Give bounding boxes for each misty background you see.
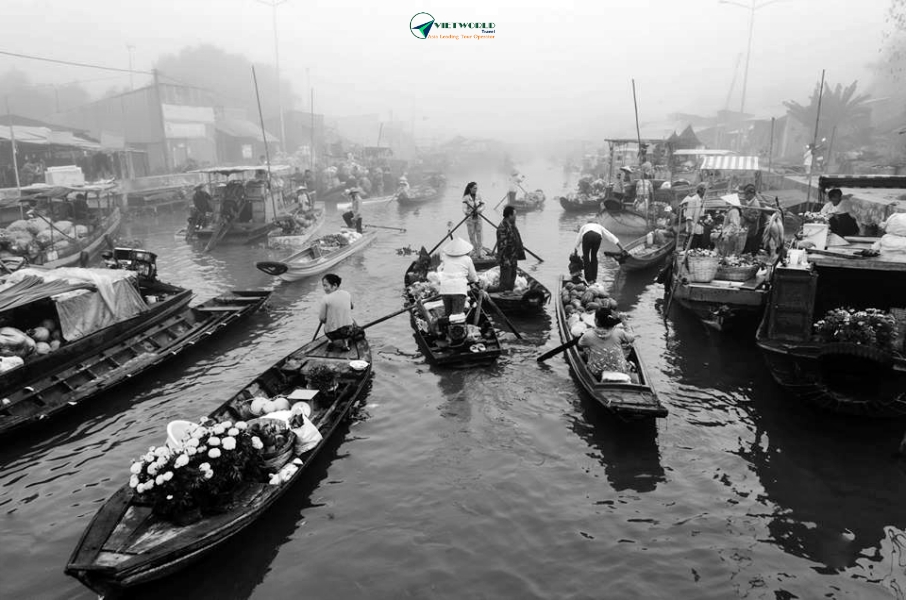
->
[0,0,903,150]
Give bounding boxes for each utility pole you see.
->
[258,0,288,154]
[127,44,136,91]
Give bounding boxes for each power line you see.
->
[0,49,153,75]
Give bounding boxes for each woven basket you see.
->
[260,439,295,471]
[685,254,719,283]
[715,264,758,282]
[891,307,906,353]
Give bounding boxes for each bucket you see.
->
[801,223,828,251]
[166,420,199,449]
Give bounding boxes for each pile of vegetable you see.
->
[719,253,763,267]
[318,230,361,249]
[477,267,529,294]
[560,281,618,338]
[0,318,64,368]
[0,219,90,259]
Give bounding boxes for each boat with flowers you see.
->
[65,334,372,595]
[756,175,906,417]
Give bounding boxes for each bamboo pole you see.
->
[6,97,23,219]
[767,117,775,174]
[805,69,825,209]
[252,66,278,222]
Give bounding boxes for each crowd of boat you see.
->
[1,158,904,595]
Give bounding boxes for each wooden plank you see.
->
[103,505,154,553]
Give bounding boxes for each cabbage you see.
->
[0,327,36,357]
[29,327,50,342]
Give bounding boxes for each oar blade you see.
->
[256,261,289,276]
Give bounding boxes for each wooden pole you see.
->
[805,69,825,209]
[310,87,314,171]
[824,125,837,174]
[632,79,643,167]
[5,96,23,218]
[252,66,278,221]
[767,117,775,174]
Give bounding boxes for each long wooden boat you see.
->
[193,221,275,246]
[757,250,906,417]
[618,231,677,272]
[0,290,270,440]
[555,276,666,418]
[404,252,550,313]
[396,188,441,206]
[266,208,325,250]
[65,335,372,596]
[559,192,602,213]
[256,230,377,282]
[600,206,650,235]
[407,291,502,367]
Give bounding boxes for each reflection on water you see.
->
[1,159,904,600]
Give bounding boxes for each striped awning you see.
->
[701,155,759,171]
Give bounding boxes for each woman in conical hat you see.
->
[438,237,478,316]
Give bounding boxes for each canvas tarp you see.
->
[2,267,148,341]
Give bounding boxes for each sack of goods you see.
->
[340,231,362,244]
[883,213,906,237]
[477,266,529,294]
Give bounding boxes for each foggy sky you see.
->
[1,0,892,144]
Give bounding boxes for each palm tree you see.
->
[784,80,873,147]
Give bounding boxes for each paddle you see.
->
[311,322,323,341]
[664,198,702,318]
[493,193,509,210]
[478,213,544,263]
[478,288,523,340]
[365,224,406,233]
[426,214,470,256]
[536,336,580,362]
[359,304,415,330]
[385,193,400,204]
[256,261,289,276]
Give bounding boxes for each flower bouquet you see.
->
[802,212,829,224]
[304,363,339,395]
[128,419,264,522]
[814,307,898,351]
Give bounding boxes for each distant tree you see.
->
[0,69,92,119]
[154,45,296,121]
[783,80,873,149]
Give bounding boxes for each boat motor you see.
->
[111,247,158,282]
[446,313,469,346]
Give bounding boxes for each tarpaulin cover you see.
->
[700,155,760,171]
[2,268,148,341]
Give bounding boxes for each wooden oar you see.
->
[311,322,323,341]
[493,193,509,210]
[359,305,414,330]
[256,261,289,276]
[426,214,470,256]
[536,336,580,362]
[478,213,544,263]
[365,224,406,233]
[480,289,523,340]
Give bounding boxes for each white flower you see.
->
[147,463,159,476]
[174,454,190,468]
[163,471,174,482]
[222,437,237,451]
[204,470,214,479]
[148,446,155,452]
[221,421,233,429]
[208,436,221,447]
[191,427,206,439]
[155,474,165,485]
[235,421,248,430]
[142,452,155,463]
[154,446,169,458]
[228,428,239,437]
[212,424,225,435]
[166,494,173,500]
[199,462,211,471]
[145,479,155,490]
[130,462,142,475]
[129,475,139,488]
[187,447,197,456]
[186,438,200,448]
[208,448,221,459]
[251,436,263,450]
[136,483,145,493]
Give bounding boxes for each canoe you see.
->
[554,276,667,418]
[559,193,603,213]
[0,290,271,441]
[255,230,377,282]
[600,207,650,235]
[618,231,677,272]
[65,335,372,596]
[266,208,325,249]
[507,190,546,212]
[396,188,441,206]
[404,252,550,313]
[192,221,275,246]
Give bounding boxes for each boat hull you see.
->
[559,195,601,213]
[277,231,377,282]
[193,222,274,245]
[600,209,649,235]
[266,211,325,250]
[554,276,666,418]
[38,207,123,269]
[65,336,373,594]
[619,234,677,272]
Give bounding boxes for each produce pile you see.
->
[318,230,362,249]
[407,270,441,301]
[0,219,90,259]
[0,318,64,370]
[561,281,618,338]
[719,253,763,267]
[814,307,899,351]
[477,266,529,295]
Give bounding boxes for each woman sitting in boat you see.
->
[578,307,635,380]
[318,273,358,352]
[820,188,859,237]
[437,237,479,317]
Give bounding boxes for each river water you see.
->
[1,160,904,600]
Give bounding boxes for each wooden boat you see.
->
[507,190,546,212]
[396,187,441,206]
[404,252,550,313]
[256,230,377,282]
[600,206,650,235]
[618,230,677,272]
[559,192,603,213]
[65,335,372,596]
[0,289,270,440]
[554,276,667,418]
[266,208,325,250]
[756,176,906,417]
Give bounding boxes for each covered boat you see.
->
[0,182,122,271]
[65,335,372,595]
[554,276,666,418]
[559,192,603,213]
[618,229,677,272]
[756,175,906,417]
[256,229,377,282]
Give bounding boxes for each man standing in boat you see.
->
[573,219,624,283]
[508,170,525,204]
[680,183,708,250]
[496,205,525,294]
[739,183,765,254]
[462,182,485,259]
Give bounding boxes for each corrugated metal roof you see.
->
[701,155,759,171]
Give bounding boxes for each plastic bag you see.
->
[0,327,36,358]
[883,213,906,237]
[292,415,323,454]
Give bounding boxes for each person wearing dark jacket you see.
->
[496,205,525,293]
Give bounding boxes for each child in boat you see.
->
[578,307,635,379]
[319,273,356,351]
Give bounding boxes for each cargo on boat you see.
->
[256,229,376,282]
